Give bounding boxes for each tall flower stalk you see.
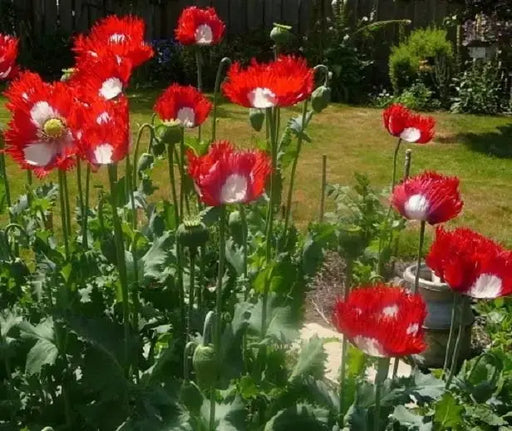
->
[211,57,231,142]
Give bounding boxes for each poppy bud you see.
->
[177,217,209,250]
[249,108,265,132]
[311,85,331,113]
[270,23,293,46]
[157,120,183,146]
[192,344,217,388]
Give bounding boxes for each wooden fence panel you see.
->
[24,0,461,42]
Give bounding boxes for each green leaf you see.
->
[434,393,463,429]
[391,405,432,430]
[464,405,507,427]
[225,238,244,275]
[138,231,175,285]
[264,404,329,431]
[408,372,445,401]
[25,339,58,375]
[289,336,326,382]
[200,396,246,431]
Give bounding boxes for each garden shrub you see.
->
[389,27,454,93]
[451,61,506,115]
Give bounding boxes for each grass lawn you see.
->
[1,88,512,252]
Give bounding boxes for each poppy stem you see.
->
[83,165,91,249]
[0,134,12,216]
[391,138,402,191]
[107,163,131,375]
[446,295,467,389]
[214,205,226,355]
[58,170,70,260]
[262,108,277,337]
[167,143,180,228]
[413,221,426,294]
[374,357,390,431]
[240,204,249,299]
[26,170,32,206]
[187,251,196,347]
[76,159,85,246]
[443,294,459,379]
[284,100,309,240]
[195,49,203,142]
[211,57,231,142]
[339,258,353,415]
[62,171,72,235]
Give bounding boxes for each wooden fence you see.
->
[9,0,461,40]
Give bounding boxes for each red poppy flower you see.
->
[73,15,154,68]
[222,55,314,109]
[332,285,427,357]
[69,55,132,101]
[427,227,512,299]
[391,171,463,224]
[4,72,78,177]
[383,103,435,143]
[154,84,212,128]
[0,34,19,80]
[175,7,226,46]
[187,141,271,206]
[70,95,130,166]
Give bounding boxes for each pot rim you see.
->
[403,263,449,292]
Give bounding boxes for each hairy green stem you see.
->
[108,164,131,374]
[62,171,71,235]
[374,358,390,431]
[211,57,231,142]
[413,221,426,294]
[0,134,12,215]
[284,100,309,238]
[214,206,226,354]
[195,49,203,141]
[26,170,33,206]
[391,138,402,191]
[261,108,278,337]
[166,144,180,228]
[240,204,249,299]
[83,165,91,248]
[132,123,153,191]
[446,295,467,389]
[339,258,353,415]
[76,159,85,246]
[443,295,459,379]
[187,252,196,343]
[58,170,70,260]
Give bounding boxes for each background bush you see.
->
[389,27,454,94]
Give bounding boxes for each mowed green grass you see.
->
[1,88,512,251]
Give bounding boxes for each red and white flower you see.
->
[175,7,226,46]
[154,84,212,128]
[73,15,154,68]
[70,55,132,101]
[391,171,463,225]
[187,141,271,206]
[70,96,130,166]
[383,103,435,143]
[427,227,512,299]
[222,55,314,109]
[4,72,78,177]
[0,33,19,80]
[332,285,427,357]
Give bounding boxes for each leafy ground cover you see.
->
[2,90,511,249]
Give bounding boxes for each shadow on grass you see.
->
[448,123,512,158]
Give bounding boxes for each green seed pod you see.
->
[338,225,366,260]
[177,217,209,250]
[157,120,183,145]
[311,85,331,113]
[249,108,265,132]
[192,344,217,389]
[270,23,293,46]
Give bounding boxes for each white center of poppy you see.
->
[353,336,386,358]
[99,77,123,100]
[195,24,213,45]
[177,107,196,128]
[404,194,430,221]
[0,66,12,79]
[406,323,420,335]
[400,127,421,143]
[220,174,248,204]
[30,101,59,127]
[248,87,277,109]
[467,274,502,299]
[382,305,399,317]
[23,142,57,167]
[96,111,111,124]
[93,143,114,165]
[110,33,127,43]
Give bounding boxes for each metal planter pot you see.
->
[403,264,474,369]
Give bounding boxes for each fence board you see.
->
[24,0,462,43]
